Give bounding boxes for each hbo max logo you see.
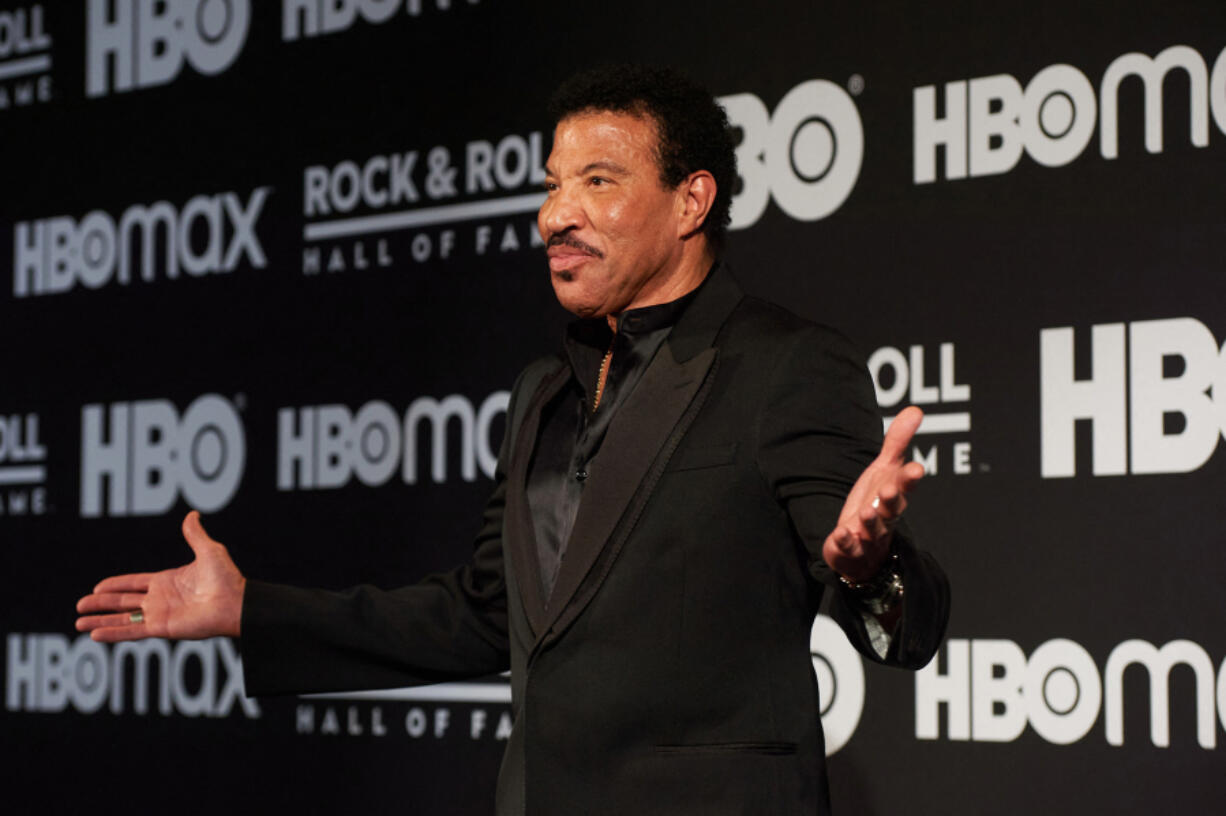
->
[80,394,245,517]
[914,42,1226,183]
[277,393,509,491]
[918,636,1225,748]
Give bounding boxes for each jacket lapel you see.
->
[504,360,571,637]
[537,262,744,641]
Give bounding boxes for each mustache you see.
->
[546,232,604,258]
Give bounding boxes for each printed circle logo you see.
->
[1024,638,1102,745]
[178,394,245,511]
[810,614,865,755]
[1019,64,1097,168]
[189,0,250,74]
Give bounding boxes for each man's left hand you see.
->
[822,406,925,582]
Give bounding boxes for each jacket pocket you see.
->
[666,442,738,472]
[654,741,797,756]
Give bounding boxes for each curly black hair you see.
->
[547,65,737,252]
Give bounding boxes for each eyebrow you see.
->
[544,160,632,178]
[580,160,630,176]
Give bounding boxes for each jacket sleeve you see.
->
[239,473,510,696]
[754,324,950,670]
[237,364,545,697]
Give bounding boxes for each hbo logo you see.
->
[80,394,246,517]
[87,0,251,97]
[720,78,864,228]
[1041,317,1226,477]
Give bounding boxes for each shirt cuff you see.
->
[861,610,892,659]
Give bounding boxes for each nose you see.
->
[538,184,584,241]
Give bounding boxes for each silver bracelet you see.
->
[838,553,904,615]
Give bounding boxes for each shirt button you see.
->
[575,469,588,482]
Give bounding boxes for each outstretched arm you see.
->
[75,511,246,642]
[756,325,949,667]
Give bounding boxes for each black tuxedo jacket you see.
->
[241,263,950,815]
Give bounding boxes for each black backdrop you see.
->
[3,1,1225,812]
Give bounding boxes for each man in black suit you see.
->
[78,66,949,815]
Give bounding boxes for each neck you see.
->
[606,244,715,332]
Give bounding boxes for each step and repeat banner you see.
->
[2,1,1224,813]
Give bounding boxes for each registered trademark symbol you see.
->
[979,462,991,473]
[848,74,865,95]
[234,393,247,411]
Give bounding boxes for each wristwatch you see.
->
[838,553,904,615]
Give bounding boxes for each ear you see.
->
[676,170,717,240]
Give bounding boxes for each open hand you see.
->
[822,406,925,582]
[75,511,246,642]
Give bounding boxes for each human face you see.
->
[538,111,686,319]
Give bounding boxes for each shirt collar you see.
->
[566,268,712,347]
[562,271,710,382]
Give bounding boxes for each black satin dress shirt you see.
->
[526,288,700,602]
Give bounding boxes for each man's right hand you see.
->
[75,511,246,642]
